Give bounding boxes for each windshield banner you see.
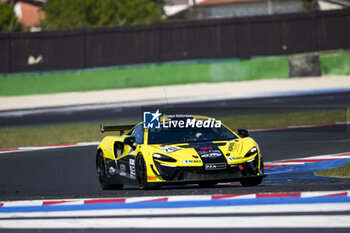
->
[143,109,222,129]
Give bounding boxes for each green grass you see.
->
[320,51,350,75]
[0,56,289,96]
[0,124,120,149]
[1,50,348,97]
[314,162,350,179]
[0,109,347,149]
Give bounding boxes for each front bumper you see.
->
[150,156,265,184]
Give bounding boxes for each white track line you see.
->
[1,215,350,228]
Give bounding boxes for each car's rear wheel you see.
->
[96,151,123,190]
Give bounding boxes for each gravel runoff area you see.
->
[0,75,349,111]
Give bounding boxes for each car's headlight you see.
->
[153,153,177,162]
[244,147,257,158]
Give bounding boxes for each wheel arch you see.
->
[96,148,103,165]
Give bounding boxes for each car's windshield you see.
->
[148,122,237,144]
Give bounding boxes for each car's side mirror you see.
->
[124,136,136,150]
[238,129,249,138]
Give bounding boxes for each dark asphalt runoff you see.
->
[1,91,350,127]
[0,124,349,201]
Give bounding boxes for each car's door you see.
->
[116,124,144,179]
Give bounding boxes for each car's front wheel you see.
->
[96,151,123,190]
[136,154,159,190]
[136,154,149,189]
[240,157,264,187]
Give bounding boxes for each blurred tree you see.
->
[0,2,23,32]
[42,0,165,30]
[301,0,319,12]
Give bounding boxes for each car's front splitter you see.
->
[148,174,267,186]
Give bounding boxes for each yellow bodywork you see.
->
[97,116,263,184]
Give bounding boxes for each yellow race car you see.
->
[96,115,265,190]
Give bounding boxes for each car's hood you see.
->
[146,137,259,167]
[148,139,244,160]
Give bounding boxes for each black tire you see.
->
[136,154,148,189]
[96,151,123,190]
[259,158,265,175]
[136,154,159,190]
[240,157,264,187]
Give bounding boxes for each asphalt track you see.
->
[0,124,349,201]
[0,92,350,201]
[1,91,350,127]
[1,92,350,232]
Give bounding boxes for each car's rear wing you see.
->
[100,124,136,135]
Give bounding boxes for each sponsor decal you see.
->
[182,159,201,164]
[197,149,223,158]
[228,143,235,151]
[201,153,222,158]
[143,109,161,129]
[159,146,181,153]
[109,167,116,175]
[228,157,235,161]
[197,149,219,155]
[205,162,226,170]
[129,159,135,177]
[143,110,222,129]
[120,164,126,175]
[163,117,221,128]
